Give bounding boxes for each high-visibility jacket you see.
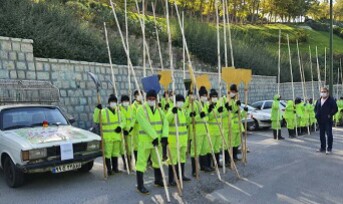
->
[208,100,224,136]
[271,95,282,121]
[136,103,169,148]
[283,100,296,129]
[161,97,174,112]
[166,107,188,147]
[101,107,126,141]
[295,102,305,127]
[120,105,135,131]
[93,107,100,124]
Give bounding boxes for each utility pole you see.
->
[329,0,333,95]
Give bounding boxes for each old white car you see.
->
[0,104,102,188]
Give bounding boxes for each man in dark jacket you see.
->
[314,87,338,154]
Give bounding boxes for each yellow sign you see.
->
[196,74,211,90]
[158,70,172,90]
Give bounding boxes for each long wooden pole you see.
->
[309,46,316,131]
[316,46,322,92]
[104,23,130,174]
[109,2,170,201]
[222,0,228,68]
[276,30,281,140]
[225,0,234,67]
[215,0,226,173]
[173,1,223,181]
[134,0,154,74]
[151,2,164,70]
[287,35,298,136]
[325,47,327,86]
[165,0,183,189]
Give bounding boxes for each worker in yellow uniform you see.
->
[135,90,169,195]
[131,90,143,160]
[226,84,248,161]
[189,86,213,173]
[207,89,224,168]
[166,94,191,186]
[120,95,135,171]
[93,94,126,175]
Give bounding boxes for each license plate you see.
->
[51,163,81,173]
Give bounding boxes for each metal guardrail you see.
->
[0,79,59,104]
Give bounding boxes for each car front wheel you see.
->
[3,156,25,188]
[78,161,94,173]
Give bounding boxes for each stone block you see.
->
[27,62,35,70]
[26,71,36,80]
[62,81,70,89]
[3,60,15,70]
[12,42,21,51]
[84,90,93,97]
[60,90,67,97]
[0,50,8,60]
[17,53,25,61]
[16,61,27,70]
[0,70,9,78]
[26,53,34,61]
[44,63,51,71]
[21,43,33,52]
[37,72,50,80]
[9,71,17,78]
[79,98,87,105]
[17,70,25,79]
[1,41,12,51]
[75,106,85,112]
[35,62,43,71]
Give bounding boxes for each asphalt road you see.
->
[1,128,343,204]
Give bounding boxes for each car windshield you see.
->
[1,107,68,131]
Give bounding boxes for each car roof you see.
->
[0,104,57,111]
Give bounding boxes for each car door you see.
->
[261,101,273,114]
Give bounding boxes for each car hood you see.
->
[2,126,101,149]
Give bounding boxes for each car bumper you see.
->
[16,151,102,173]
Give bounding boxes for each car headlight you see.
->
[87,141,101,151]
[22,148,47,161]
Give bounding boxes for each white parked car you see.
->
[241,104,272,130]
[250,100,287,127]
[0,104,102,188]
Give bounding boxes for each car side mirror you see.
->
[68,117,76,124]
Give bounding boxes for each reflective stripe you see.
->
[150,121,162,125]
[102,130,114,133]
[139,130,163,135]
[169,123,187,127]
[103,122,120,125]
[195,121,207,125]
[169,131,188,135]
[208,122,220,125]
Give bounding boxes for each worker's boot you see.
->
[154,168,164,187]
[136,171,149,194]
[105,158,113,176]
[181,163,191,181]
[112,157,119,173]
[168,165,176,187]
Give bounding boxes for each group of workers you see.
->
[271,93,343,140]
[93,84,248,194]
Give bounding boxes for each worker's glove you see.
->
[189,111,196,117]
[115,126,122,133]
[96,104,102,110]
[294,111,296,114]
[158,103,162,108]
[236,100,241,106]
[152,138,159,147]
[165,103,170,111]
[244,107,248,112]
[225,102,232,111]
[208,104,215,113]
[217,106,224,113]
[172,107,178,114]
[123,130,129,136]
[200,112,206,118]
[161,137,168,147]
